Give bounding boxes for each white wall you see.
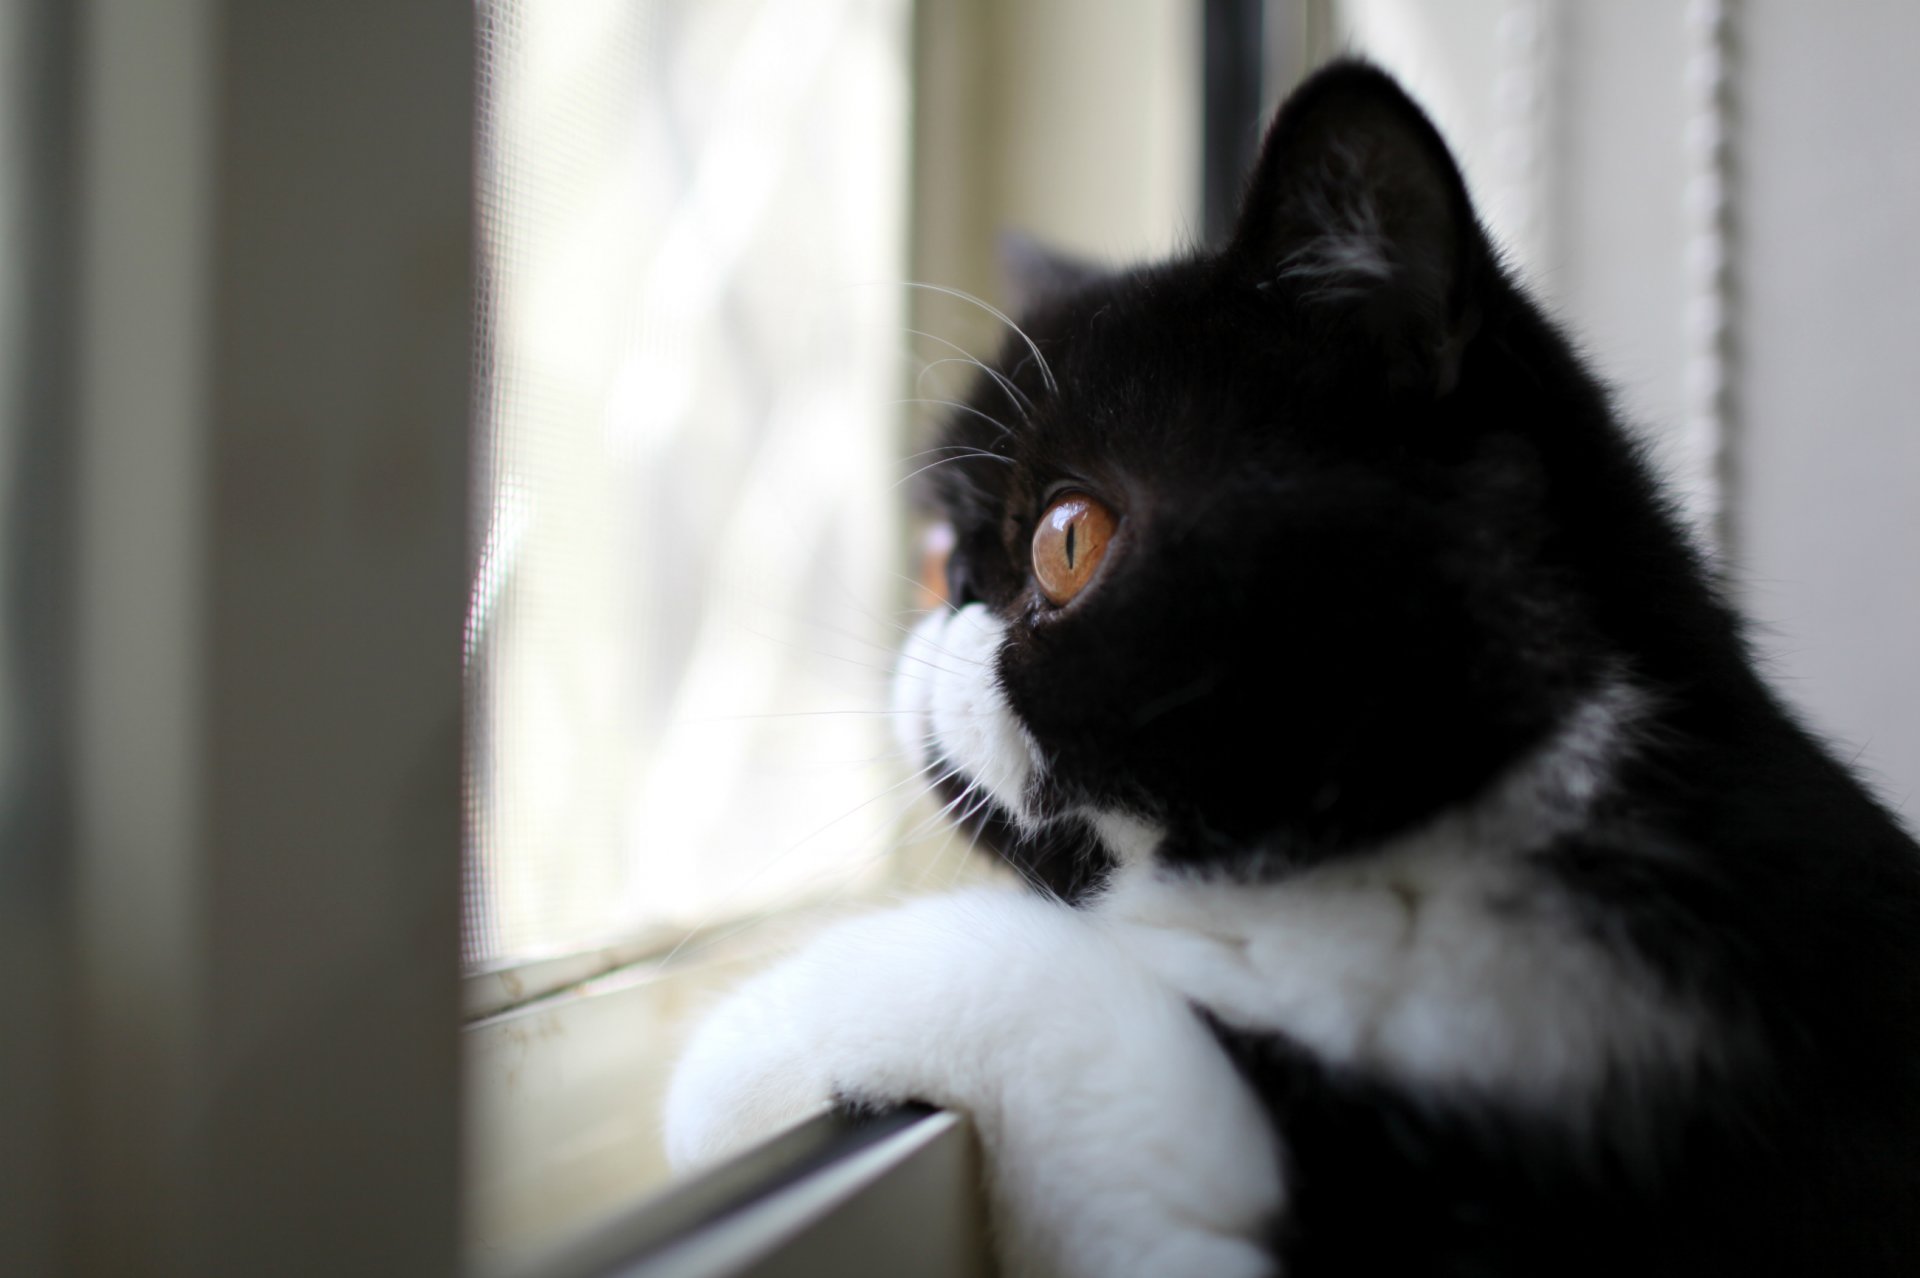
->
[1733,1,1920,822]
[1333,0,1920,827]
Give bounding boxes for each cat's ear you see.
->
[1231,61,1484,395]
[998,230,1104,315]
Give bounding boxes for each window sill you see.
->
[492,1106,992,1278]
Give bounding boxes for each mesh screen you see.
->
[466,0,911,968]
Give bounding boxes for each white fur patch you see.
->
[1087,808,1165,866]
[664,888,1282,1278]
[893,605,1041,822]
[1094,679,1705,1107]
[1277,159,1394,290]
[1098,850,1701,1110]
[1279,229,1392,286]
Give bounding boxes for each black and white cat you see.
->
[665,63,1920,1276]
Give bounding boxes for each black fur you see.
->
[918,62,1920,1273]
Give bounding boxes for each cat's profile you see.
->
[665,62,1920,1277]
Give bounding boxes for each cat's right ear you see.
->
[998,230,1104,316]
[1230,61,1485,396]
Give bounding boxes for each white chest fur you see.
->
[1096,843,1707,1109]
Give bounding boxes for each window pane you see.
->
[467,0,911,968]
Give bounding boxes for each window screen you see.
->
[466,0,912,968]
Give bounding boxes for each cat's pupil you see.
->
[1065,522,1077,569]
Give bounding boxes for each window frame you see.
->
[27,0,472,1270]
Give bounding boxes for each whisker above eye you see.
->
[892,452,1015,492]
[903,280,1058,398]
[915,356,1033,423]
[905,328,1034,420]
[893,397,1017,441]
[896,444,1013,465]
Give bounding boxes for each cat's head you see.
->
[895,62,1709,895]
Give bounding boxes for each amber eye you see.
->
[1031,493,1117,605]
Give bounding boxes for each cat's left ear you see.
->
[1231,61,1485,396]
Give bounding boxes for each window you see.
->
[462,1,927,1264]
[465,0,912,971]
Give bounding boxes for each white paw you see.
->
[661,955,840,1170]
[661,888,1283,1278]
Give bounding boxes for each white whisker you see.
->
[906,328,1034,419]
[892,451,1015,492]
[905,280,1059,398]
[893,397,1017,441]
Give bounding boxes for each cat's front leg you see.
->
[663,887,1283,1278]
